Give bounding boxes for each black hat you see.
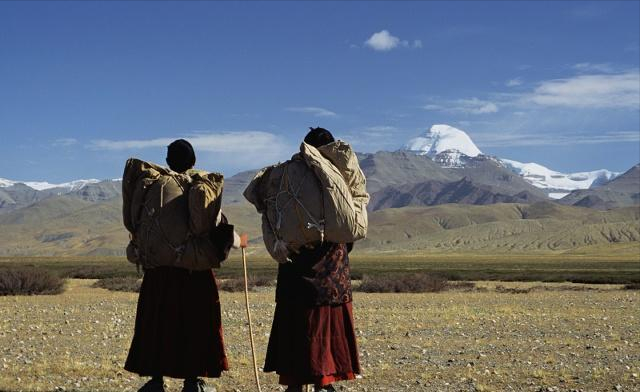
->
[166,139,196,173]
[304,127,335,148]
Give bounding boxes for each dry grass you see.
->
[217,276,274,292]
[0,267,65,296]
[92,277,141,293]
[0,280,638,391]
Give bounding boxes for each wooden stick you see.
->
[242,246,263,392]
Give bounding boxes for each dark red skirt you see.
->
[124,267,228,379]
[263,301,360,386]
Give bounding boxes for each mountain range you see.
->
[0,124,637,256]
[404,124,620,197]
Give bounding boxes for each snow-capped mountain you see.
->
[0,178,101,191]
[403,124,619,197]
[0,178,14,187]
[405,124,482,160]
[432,149,475,168]
[0,178,122,214]
[499,160,619,198]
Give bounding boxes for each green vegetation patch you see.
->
[357,273,449,293]
[2,249,639,285]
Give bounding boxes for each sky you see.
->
[0,1,639,182]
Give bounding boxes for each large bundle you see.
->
[244,141,369,262]
[122,158,226,270]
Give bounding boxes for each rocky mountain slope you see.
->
[559,164,640,210]
[369,177,545,211]
[0,190,637,256]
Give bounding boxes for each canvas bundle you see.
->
[122,158,225,270]
[244,141,369,262]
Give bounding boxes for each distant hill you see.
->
[68,180,122,202]
[223,170,259,204]
[597,163,640,194]
[369,177,545,211]
[0,180,121,214]
[0,190,637,256]
[357,150,458,193]
[560,164,640,209]
[359,202,640,253]
[0,183,51,213]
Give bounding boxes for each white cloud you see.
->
[364,30,422,51]
[53,138,78,147]
[365,30,400,51]
[423,97,499,115]
[87,131,296,173]
[285,106,337,117]
[452,98,498,114]
[526,71,640,109]
[573,62,615,73]
[89,131,284,154]
[506,78,523,87]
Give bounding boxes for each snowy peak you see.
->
[433,149,473,168]
[405,124,482,158]
[499,159,619,197]
[0,178,101,191]
[403,124,620,197]
[0,178,15,187]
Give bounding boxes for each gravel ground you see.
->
[0,280,639,392]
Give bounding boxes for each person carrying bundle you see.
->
[244,127,369,392]
[123,139,242,392]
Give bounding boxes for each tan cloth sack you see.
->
[122,158,225,270]
[244,141,369,262]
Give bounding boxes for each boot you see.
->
[314,385,336,392]
[182,378,216,392]
[137,377,165,392]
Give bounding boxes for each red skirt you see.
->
[124,267,228,379]
[263,301,360,386]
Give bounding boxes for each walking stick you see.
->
[241,234,263,392]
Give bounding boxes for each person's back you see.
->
[125,139,239,392]
[261,128,362,392]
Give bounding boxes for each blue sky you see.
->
[1,1,638,182]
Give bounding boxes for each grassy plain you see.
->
[0,280,639,392]
[1,242,639,284]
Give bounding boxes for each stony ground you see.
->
[0,280,639,392]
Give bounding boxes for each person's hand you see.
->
[240,233,249,248]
